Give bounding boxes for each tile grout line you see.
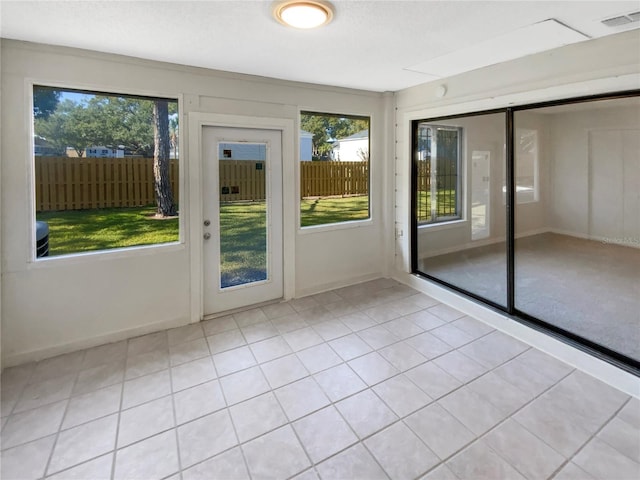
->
[39,349,87,479]
[220,317,257,480]
[108,344,129,480]
[167,324,207,479]
[548,394,637,479]
[398,345,580,478]
[450,362,580,478]
[0,303,527,455]
[2,283,634,480]
[12,309,496,475]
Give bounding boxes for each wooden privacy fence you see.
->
[35,156,179,212]
[219,160,266,202]
[221,160,369,201]
[300,161,368,198]
[35,157,370,211]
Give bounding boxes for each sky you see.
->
[60,91,93,104]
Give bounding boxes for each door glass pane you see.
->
[218,142,267,288]
[414,112,507,307]
[514,97,640,361]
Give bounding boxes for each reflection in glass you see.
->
[416,125,461,224]
[415,113,507,307]
[514,98,640,361]
[218,143,268,288]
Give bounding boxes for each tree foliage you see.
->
[33,87,61,120]
[33,91,177,158]
[34,88,178,216]
[300,113,369,159]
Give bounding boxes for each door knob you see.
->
[203,232,211,240]
[203,219,211,226]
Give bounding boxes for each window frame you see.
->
[415,123,463,226]
[28,81,185,264]
[297,110,373,231]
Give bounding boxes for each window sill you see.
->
[417,219,466,233]
[298,218,373,235]
[29,241,185,268]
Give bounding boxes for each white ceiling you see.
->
[1,0,639,92]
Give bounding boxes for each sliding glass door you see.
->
[412,92,640,371]
[514,97,640,363]
[413,112,507,308]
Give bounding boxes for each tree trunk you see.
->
[153,100,177,217]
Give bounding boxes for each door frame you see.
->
[187,112,296,323]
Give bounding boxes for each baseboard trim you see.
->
[419,227,550,259]
[393,271,640,398]
[294,272,383,299]
[2,315,191,369]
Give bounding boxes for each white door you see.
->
[471,151,491,240]
[202,127,283,314]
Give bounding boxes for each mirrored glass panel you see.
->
[415,112,508,307]
[514,97,640,361]
[218,142,268,288]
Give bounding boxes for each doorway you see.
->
[202,127,283,315]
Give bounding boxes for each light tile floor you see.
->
[1,279,639,480]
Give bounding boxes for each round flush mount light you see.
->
[273,1,334,29]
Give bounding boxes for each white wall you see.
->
[394,30,640,274]
[547,104,640,243]
[391,31,640,394]
[335,137,368,162]
[0,40,389,366]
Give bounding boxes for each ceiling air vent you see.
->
[601,12,639,27]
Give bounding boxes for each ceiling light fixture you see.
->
[273,1,334,29]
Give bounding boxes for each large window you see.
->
[299,112,370,227]
[32,86,179,258]
[415,124,462,224]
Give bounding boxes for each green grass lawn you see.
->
[37,196,370,261]
[219,201,267,287]
[219,196,369,285]
[37,206,179,256]
[300,195,369,227]
[415,190,458,221]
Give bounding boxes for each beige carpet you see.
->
[419,233,640,361]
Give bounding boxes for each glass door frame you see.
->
[410,89,640,375]
[202,126,283,315]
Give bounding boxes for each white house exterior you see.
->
[220,131,313,160]
[300,130,313,161]
[218,143,266,160]
[85,146,125,158]
[332,129,369,162]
